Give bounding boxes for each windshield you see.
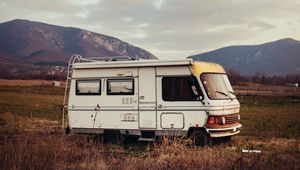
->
[200,73,236,100]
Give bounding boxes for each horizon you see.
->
[1,0,300,59]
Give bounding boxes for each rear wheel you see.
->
[189,129,211,146]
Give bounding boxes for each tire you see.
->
[189,129,211,146]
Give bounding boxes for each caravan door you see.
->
[138,67,157,129]
[156,75,204,130]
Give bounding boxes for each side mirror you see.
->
[189,76,204,101]
[191,85,204,101]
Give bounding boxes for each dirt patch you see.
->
[0,79,65,86]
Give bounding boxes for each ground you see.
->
[0,81,299,169]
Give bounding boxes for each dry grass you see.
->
[0,126,299,170]
[0,111,299,170]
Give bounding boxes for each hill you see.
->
[188,38,300,75]
[0,19,156,66]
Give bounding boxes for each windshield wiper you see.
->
[228,91,235,95]
[215,91,233,100]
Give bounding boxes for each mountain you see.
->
[0,19,156,65]
[188,38,300,75]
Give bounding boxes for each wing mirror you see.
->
[189,76,204,101]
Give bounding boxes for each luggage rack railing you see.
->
[83,56,136,62]
[61,54,135,130]
[69,55,135,63]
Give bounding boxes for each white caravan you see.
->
[62,55,242,145]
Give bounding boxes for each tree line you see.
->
[226,68,300,86]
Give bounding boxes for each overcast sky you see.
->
[1,0,300,59]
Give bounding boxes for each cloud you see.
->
[123,17,133,22]
[69,0,101,6]
[153,0,165,10]
[0,0,300,59]
[248,21,276,31]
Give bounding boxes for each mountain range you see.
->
[188,38,300,75]
[0,19,299,76]
[0,19,156,66]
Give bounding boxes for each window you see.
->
[162,76,203,101]
[76,80,101,95]
[107,79,134,95]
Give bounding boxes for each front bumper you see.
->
[205,123,242,137]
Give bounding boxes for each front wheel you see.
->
[189,129,211,146]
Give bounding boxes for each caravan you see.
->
[62,55,241,145]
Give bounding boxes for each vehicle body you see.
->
[63,55,242,145]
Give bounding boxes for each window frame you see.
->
[161,75,203,102]
[76,79,101,96]
[106,78,135,95]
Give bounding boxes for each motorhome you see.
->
[62,55,242,145]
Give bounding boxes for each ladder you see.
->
[61,54,135,130]
[62,54,82,130]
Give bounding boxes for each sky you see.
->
[0,0,300,59]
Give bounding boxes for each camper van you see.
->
[62,55,241,145]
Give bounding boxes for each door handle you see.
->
[157,104,162,108]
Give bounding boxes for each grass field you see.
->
[0,85,299,169]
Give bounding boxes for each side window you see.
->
[107,79,134,95]
[76,80,101,95]
[162,76,202,101]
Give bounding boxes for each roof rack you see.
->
[67,54,136,64]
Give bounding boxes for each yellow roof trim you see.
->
[190,61,225,76]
